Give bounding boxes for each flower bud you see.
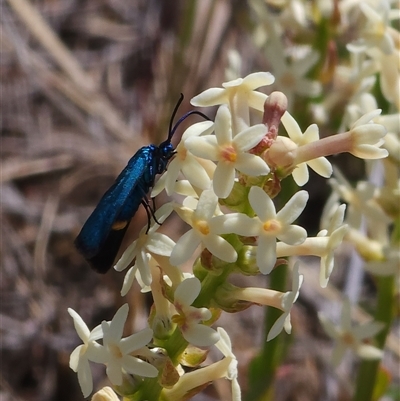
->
[263,91,288,140]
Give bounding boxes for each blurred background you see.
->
[1,1,398,400]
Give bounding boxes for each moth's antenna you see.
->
[167,94,211,142]
[168,94,185,141]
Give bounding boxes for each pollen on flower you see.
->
[194,219,210,235]
[220,145,237,163]
[262,219,281,233]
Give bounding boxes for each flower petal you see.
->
[307,157,332,178]
[121,355,159,377]
[242,71,275,89]
[191,88,227,107]
[68,308,90,341]
[69,345,83,372]
[174,277,201,305]
[355,344,383,360]
[77,357,93,397]
[233,124,267,151]
[106,304,129,343]
[249,186,276,221]
[203,234,238,263]
[267,313,287,341]
[257,235,277,274]
[235,153,270,176]
[214,105,233,145]
[291,162,309,186]
[170,230,201,266]
[277,225,307,245]
[276,190,308,224]
[106,361,123,386]
[185,136,219,160]
[121,265,138,296]
[213,163,236,199]
[210,213,258,236]
[194,189,219,220]
[146,233,175,256]
[182,323,220,347]
[247,91,268,111]
[119,328,154,354]
[181,157,212,190]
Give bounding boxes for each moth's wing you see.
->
[84,221,131,274]
[74,149,151,263]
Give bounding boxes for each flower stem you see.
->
[353,217,399,400]
[245,265,289,401]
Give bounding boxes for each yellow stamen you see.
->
[220,145,237,163]
[195,220,210,235]
[263,219,281,233]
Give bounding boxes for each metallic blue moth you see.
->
[74,95,209,273]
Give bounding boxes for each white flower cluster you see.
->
[68,66,392,399]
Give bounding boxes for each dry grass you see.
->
[1,1,398,401]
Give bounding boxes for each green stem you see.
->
[353,218,399,401]
[353,276,395,401]
[245,265,289,401]
[155,327,188,366]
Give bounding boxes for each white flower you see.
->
[267,263,304,341]
[96,304,158,386]
[329,168,391,232]
[358,2,395,55]
[68,308,104,397]
[185,105,270,198]
[281,111,332,185]
[114,204,175,292]
[170,189,238,265]
[221,187,308,274]
[276,204,348,287]
[172,277,220,347]
[119,253,152,296]
[364,246,400,276]
[318,299,384,366]
[215,328,241,401]
[152,121,215,197]
[348,109,388,160]
[191,72,274,112]
[191,72,274,135]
